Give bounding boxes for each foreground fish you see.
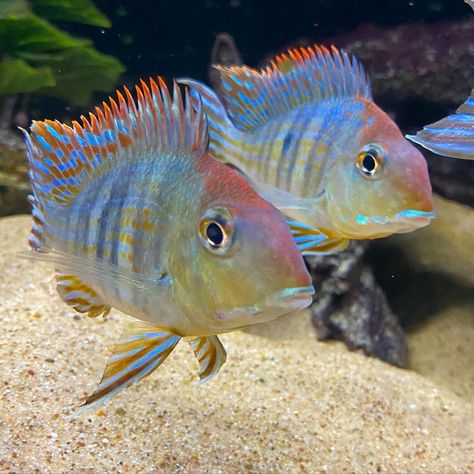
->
[181,45,435,255]
[21,78,313,410]
[407,89,474,160]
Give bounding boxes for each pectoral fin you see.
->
[79,322,181,412]
[188,335,227,383]
[287,219,349,255]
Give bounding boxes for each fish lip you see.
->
[215,285,315,322]
[394,209,436,221]
[355,209,436,226]
[261,285,315,311]
[393,209,436,231]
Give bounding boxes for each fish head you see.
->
[326,101,434,239]
[170,159,314,331]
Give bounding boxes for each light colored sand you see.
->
[0,215,473,473]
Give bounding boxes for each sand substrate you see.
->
[0,216,472,473]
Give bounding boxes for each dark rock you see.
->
[307,243,407,368]
[328,19,474,110]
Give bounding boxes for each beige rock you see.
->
[407,304,474,402]
[383,194,474,288]
[0,215,473,472]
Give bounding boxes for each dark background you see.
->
[77,0,470,82]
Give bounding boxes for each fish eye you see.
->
[199,207,234,255]
[356,145,383,178]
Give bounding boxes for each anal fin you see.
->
[189,335,227,383]
[56,273,111,318]
[80,322,181,412]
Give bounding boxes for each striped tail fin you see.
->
[178,78,245,168]
[407,90,474,160]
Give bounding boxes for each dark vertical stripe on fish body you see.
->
[109,169,134,265]
[260,120,282,184]
[298,108,335,198]
[274,121,294,189]
[96,187,114,260]
[78,182,104,257]
[283,112,313,193]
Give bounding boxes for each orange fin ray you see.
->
[211,45,372,132]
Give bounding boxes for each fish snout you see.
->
[399,146,434,213]
[262,212,313,289]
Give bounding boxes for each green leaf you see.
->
[31,0,111,28]
[0,58,55,95]
[0,0,31,18]
[38,46,124,105]
[0,13,88,56]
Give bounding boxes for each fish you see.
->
[407,89,474,160]
[466,0,474,13]
[20,77,314,411]
[180,45,435,255]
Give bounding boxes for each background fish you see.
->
[21,78,313,411]
[407,89,474,160]
[181,45,435,255]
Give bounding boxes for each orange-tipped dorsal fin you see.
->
[23,78,208,207]
[212,45,372,132]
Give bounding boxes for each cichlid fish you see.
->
[407,89,474,160]
[180,45,435,255]
[21,78,314,411]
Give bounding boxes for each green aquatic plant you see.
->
[0,0,124,126]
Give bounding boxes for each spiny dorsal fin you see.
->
[23,78,208,207]
[214,45,372,132]
[407,89,474,160]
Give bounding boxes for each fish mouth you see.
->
[261,285,315,312]
[393,209,436,231]
[345,209,436,237]
[216,285,315,324]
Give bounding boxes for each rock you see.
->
[328,19,474,110]
[307,244,407,368]
[1,215,473,472]
[407,305,474,402]
[372,194,474,289]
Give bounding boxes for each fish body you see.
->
[181,45,435,254]
[23,78,313,409]
[407,89,474,160]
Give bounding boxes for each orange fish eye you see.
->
[356,146,383,177]
[199,207,234,255]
